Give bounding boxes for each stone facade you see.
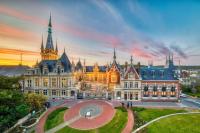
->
[22,15,180,102]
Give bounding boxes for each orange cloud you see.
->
[0,48,40,55]
[0,48,40,66]
[0,58,35,66]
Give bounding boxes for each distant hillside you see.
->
[0,65,30,77]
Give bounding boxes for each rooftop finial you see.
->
[113,48,116,61]
[48,12,52,27]
[55,39,58,52]
[64,47,65,53]
[41,35,44,50]
[130,55,133,65]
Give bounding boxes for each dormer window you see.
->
[128,73,134,78]
[44,69,48,74]
[57,66,61,74]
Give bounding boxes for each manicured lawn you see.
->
[185,92,200,98]
[144,113,200,133]
[133,107,187,129]
[56,107,128,133]
[44,107,68,131]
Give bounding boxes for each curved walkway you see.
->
[122,109,134,133]
[133,112,200,133]
[35,100,78,133]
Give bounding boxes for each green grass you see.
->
[44,107,68,131]
[56,107,128,133]
[143,113,200,133]
[185,92,200,98]
[133,107,187,129]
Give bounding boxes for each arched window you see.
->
[161,86,167,97]
[117,91,121,97]
[71,90,75,96]
[143,86,149,97]
[152,86,157,97]
[171,86,176,97]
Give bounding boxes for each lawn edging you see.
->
[132,112,200,133]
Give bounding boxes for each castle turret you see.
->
[41,14,58,60]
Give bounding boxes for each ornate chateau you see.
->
[22,15,180,102]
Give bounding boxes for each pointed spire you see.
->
[130,55,133,65]
[113,48,116,61]
[64,47,66,53]
[48,13,52,34]
[48,12,52,27]
[46,13,54,50]
[55,39,58,52]
[41,35,44,51]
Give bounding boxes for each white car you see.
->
[180,93,187,98]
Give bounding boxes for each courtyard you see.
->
[32,99,200,133]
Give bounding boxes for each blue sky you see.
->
[0,0,200,66]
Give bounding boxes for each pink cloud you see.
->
[0,5,46,26]
[0,4,122,48]
[55,24,122,48]
[0,23,38,41]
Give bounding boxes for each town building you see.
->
[22,15,180,102]
[114,56,142,101]
[140,55,180,102]
[22,15,77,99]
[73,49,121,99]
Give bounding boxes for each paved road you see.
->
[180,97,200,108]
[47,98,200,109]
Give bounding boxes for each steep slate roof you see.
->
[39,60,57,72]
[75,60,83,71]
[124,65,140,79]
[38,51,72,73]
[59,52,72,72]
[140,66,178,80]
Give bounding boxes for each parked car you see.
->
[180,93,187,98]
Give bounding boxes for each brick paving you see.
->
[65,100,115,130]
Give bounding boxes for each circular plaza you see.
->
[64,100,115,130]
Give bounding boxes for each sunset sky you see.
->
[0,0,200,66]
